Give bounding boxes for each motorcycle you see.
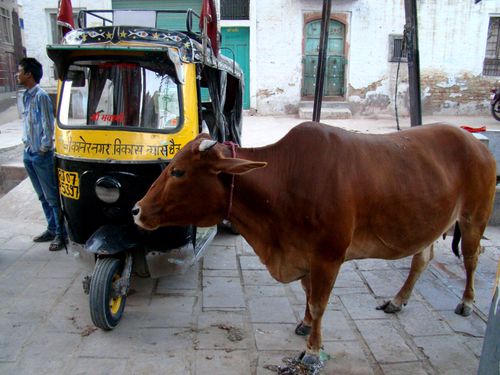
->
[491,87,500,121]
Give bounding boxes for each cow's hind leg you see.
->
[377,245,434,313]
[455,223,483,317]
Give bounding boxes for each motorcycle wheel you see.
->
[492,98,500,121]
[89,257,127,330]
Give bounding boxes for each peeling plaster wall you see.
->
[346,0,404,115]
[417,1,499,116]
[253,0,500,116]
[255,0,304,115]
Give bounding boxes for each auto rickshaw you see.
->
[46,7,243,330]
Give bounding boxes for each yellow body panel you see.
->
[55,64,199,162]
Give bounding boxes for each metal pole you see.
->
[404,0,422,126]
[312,0,332,122]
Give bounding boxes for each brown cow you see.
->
[132,122,496,365]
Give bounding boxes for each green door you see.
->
[221,27,250,109]
[303,19,346,97]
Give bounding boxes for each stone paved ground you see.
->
[0,111,499,374]
[0,178,498,375]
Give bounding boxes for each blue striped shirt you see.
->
[22,85,55,153]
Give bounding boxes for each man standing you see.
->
[17,57,67,251]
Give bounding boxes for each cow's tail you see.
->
[451,222,461,258]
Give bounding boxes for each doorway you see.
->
[221,27,250,109]
[303,19,346,97]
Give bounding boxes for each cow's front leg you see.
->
[377,245,434,313]
[295,275,312,336]
[300,257,343,366]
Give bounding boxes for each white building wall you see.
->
[254,0,304,115]
[252,0,500,116]
[19,0,500,115]
[22,0,112,89]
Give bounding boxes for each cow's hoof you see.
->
[455,302,473,317]
[295,321,311,336]
[297,351,320,366]
[376,300,402,313]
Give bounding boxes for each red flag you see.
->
[199,0,219,56]
[57,0,75,36]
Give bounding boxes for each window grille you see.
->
[483,17,500,76]
[389,35,407,63]
[221,0,249,20]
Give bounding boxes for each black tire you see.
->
[89,258,126,330]
[492,98,500,121]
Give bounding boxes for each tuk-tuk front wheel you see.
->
[89,258,127,330]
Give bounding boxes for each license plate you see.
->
[58,169,80,200]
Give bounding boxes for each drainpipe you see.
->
[312,0,332,122]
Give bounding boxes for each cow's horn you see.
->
[199,139,218,152]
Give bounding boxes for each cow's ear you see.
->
[214,158,267,175]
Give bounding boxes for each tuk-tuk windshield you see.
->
[58,61,181,131]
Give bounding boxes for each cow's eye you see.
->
[170,169,185,178]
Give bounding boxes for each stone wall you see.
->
[421,72,495,116]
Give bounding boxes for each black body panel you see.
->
[57,157,193,250]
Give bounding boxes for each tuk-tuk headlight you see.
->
[95,177,121,203]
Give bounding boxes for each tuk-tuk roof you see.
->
[47,23,242,81]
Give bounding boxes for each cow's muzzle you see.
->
[131,204,142,226]
[132,203,160,231]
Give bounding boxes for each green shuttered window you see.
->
[112,0,202,31]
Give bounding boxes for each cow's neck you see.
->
[226,146,284,263]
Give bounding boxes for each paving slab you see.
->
[321,310,358,341]
[203,244,239,270]
[146,295,197,328]
[156,263,199,292]
[248,296,296,323]
[360,269,408,298]
[340,293,390,320]
[68,357,128,375]
[128,353,194,375]
[17,331,82,367]
[322,341,374,375]
[194,350,252,375]
[202,276,246,310]
[355,319,418,363]
[415,271,463,311]
[196,311,250,350]
[396,301,453,337]
[239,255,267,270]
[334,269,366,289]
[253,323,306,351]
[256,351,300,375]
[380,362,429,375]
[242,269,279,286]
[414,335,479,374]
[245,284,287,298]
